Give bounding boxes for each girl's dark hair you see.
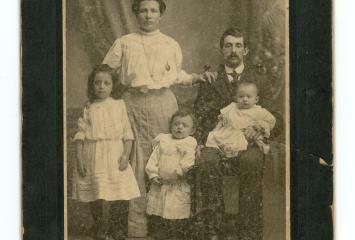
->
[132,0,166,15]
[87,64,124,102]
[169,110,197,133]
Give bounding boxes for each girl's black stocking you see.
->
[89,200,103,235]
[109,200,129,239]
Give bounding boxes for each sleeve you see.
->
[176,138,197,176]
[145,145,160,179]
[121,102,134,141]
[151,133,163,149]
[219,103,235,127]
[257,110,276,138]
[214,116,224,129]
[102,38,123,70]
[73,107,90,141]
[220,103,235,115]
[174,43,193,85]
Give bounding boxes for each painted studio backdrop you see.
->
[65,0,286,239]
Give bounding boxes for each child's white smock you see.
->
[206,102,276,157]
[145,133,197,219]
[73,98,140,202]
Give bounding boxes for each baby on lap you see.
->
[206,81,276,158]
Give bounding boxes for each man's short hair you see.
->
[219,27,248,49]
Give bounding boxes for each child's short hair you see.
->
[87,64,123,102]
[236,81,259,95]
[169,110,196,132]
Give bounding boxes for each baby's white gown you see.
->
[206,102,276,157]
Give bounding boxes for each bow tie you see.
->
[227,71,240,82]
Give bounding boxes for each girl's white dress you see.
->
[206,102,276,157]
[145,133,197,219]
[73,98,140,202]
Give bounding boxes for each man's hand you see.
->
[119,155,129,171]
[243,126,259,142]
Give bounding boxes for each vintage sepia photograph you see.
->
[64,0,289,239]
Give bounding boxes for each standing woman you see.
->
[102,0,201,237]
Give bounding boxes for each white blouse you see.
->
[103,30,193,90]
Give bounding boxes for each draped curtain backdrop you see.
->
[66,0,285,111]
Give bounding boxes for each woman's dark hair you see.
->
[87,64,123,102]
[132,0,166,15]
[219,27,248,49]
[169,110,197,133]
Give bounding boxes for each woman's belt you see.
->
[125,86,169,95]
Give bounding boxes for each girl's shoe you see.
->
[210,235,219,240]
[110,230,126,240]
[94,230,110,240]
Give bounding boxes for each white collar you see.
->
[225,64,245,74]
[139,29,161,36]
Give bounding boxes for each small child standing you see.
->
[145,111,197,240]
[73,64,140,240]
[206,81,276,158]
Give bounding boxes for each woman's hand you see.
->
[119,155,129,171]
[192,71,218,84]
[203,71,218,83]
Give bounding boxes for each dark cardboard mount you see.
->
[22,0,333,239]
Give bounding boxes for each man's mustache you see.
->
[228,53,239,58]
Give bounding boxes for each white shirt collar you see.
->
[225,64,245,74]
[225,64,245,82]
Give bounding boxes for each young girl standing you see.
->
[145,111,197,240]
[73,64,140,240]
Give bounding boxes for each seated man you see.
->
[193,28,280,240]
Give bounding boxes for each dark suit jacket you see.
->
[193,64,282,145]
